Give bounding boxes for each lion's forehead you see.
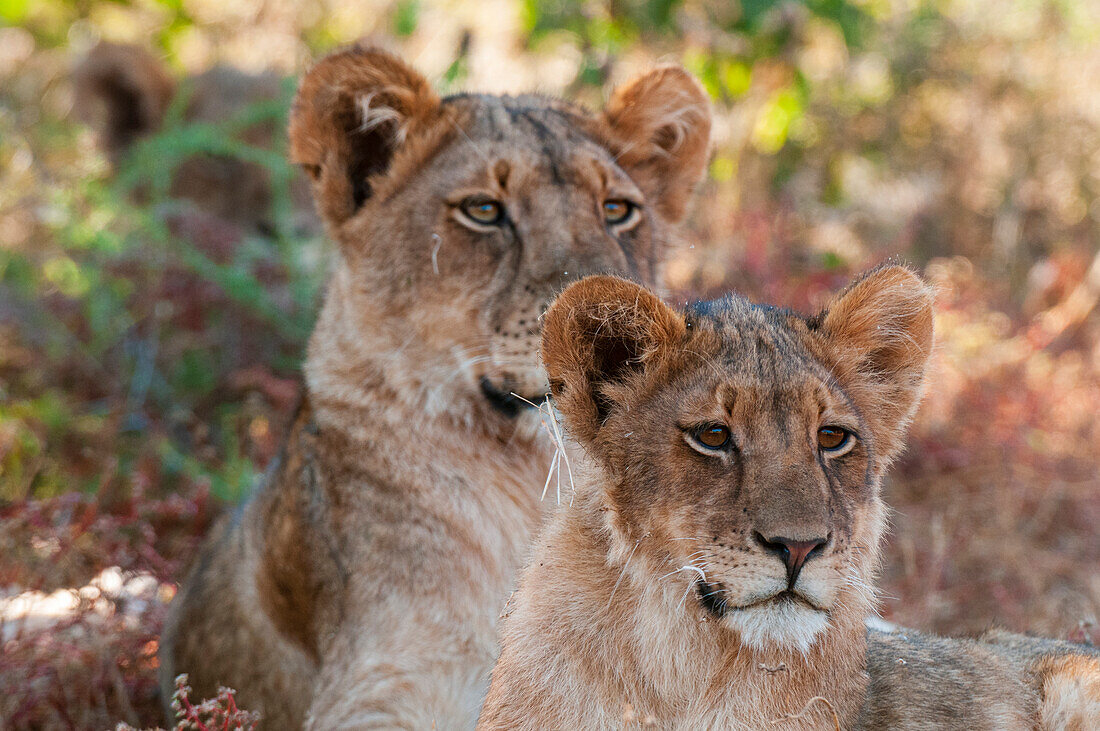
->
[679,304,829,397]
[649,305,859,448]
[440,94,616,176]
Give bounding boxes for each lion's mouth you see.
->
[696,580,824,618]
[478,377,545,418]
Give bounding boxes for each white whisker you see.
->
[658,564,708,583]
[448,117,491,165]
[431,233,442,275]
[606,538,642,611]
[511,393,576,505]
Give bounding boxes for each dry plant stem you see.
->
[769,695,842,730]
[511,393,577,505]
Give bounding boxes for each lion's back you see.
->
[861,627,1100,730]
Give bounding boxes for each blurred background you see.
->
[2,0,1099,727]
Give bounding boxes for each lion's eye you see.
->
[818,426,850,452]
[461,198,505,225]
[603,199,635,226]
[696,424,731,450]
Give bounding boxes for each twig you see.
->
[769,695,841,731]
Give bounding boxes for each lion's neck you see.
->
[305,268,543,447]
[301,271,551,520]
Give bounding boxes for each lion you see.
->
[158,45,712,728]
[478,269,1100,728]
[73,42,315,234]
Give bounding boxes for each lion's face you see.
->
[289,48,710,423]
[597,307,885,653]
[541,269,934,653]
[339,96,673,412]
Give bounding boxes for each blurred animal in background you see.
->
[62,42,323,408]
[159,44,711,729]
[73,41,318,236]
[480,269,1100,729]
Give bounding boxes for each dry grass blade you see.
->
[769,695,841,730]
[510,393,576,505]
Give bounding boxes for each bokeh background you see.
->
[2,0,1100,727]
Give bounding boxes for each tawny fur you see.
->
[159,45,711,729]
[480,270,1100,729]
[862,626,1100,729]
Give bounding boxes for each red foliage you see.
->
[1,489,218,729]
[117,675,260,731]
[2,594,166,729]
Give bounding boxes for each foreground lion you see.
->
[158,46,711,728]
[480,269,1100,728]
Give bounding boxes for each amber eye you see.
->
[696,424,731,450]
[603,199,635,225]
[461,198,505,225]
[818,426,850,452]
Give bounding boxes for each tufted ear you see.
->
[816,266,935,464]
[602,66,712,223]
[288,46,441,227]
[73,43,176,165]
[541,276,686,446]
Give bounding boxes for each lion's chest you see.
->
[336,438,548,618]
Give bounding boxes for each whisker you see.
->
[680,347,727,382]
[606,538,642,611]
[512,393,577,505]
[431,233,442,275]
[680,571,708,609]
[659,564,708,583]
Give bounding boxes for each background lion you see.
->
[74,41,317,235]
[158,45,711,728]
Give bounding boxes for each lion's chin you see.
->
[723,596,831,655]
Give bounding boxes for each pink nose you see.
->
[754,533,828,588]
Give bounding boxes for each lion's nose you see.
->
[754,533,829,588]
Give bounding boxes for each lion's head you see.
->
[74,42,315,234]
[540,268,934,653]
[288,47,711,425]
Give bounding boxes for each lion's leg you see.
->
[1035,654,1100,730]
[981,630,1100,730]
[159,506,317,727]
[304,620,492,730]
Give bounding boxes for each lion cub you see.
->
[480,270,1100,728]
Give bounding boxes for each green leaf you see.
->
[751,87,805,154]
[0,0,29,23]
[393,0,420,37]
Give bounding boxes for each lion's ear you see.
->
[602,66,711,223]
[288,46,440,227]
[73,43,176,164]
[818,266,935,464]
[541,276,686,445]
